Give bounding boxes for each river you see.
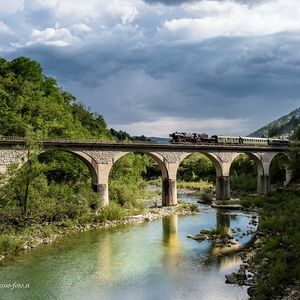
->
[0,194,256,300]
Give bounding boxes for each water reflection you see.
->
[210,210,243,269]
[218,253,242,272]
[162,215,181,267]
[216,210,230,229]
[98,231,113,283]
[0,205,251,300]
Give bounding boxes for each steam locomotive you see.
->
[169,132,290,146]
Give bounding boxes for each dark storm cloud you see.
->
[2,0,299,135]
[9,31,299,132]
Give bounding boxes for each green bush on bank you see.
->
[0,235,24,255]
[240,191,300,299]
[200,192,213,204]
[95,202,125,223]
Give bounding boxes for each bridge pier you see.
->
[216,176,230,200]
[257,174,271,195]
[285,167,293,186]
[162,178,177,206]
[92,183,109,206]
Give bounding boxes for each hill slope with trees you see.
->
[249,107,300,138]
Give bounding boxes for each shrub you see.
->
[95,202,125,223]
[189,203,198,213]
[201,192,213,204]
[0,234,24,255]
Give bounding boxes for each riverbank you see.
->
[0,202,197,262]
[225,189,300,300]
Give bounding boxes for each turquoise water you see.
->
[0,195,255,300]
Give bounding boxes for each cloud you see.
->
[163,0,300,41]
[0,21,13,34]
[1,0,300,136]
[0,0,24,15]
[28,26,79,47]
[71,23,92,33]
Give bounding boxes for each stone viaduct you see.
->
[0,139,291,206]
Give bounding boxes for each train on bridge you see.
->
[169,132,290,146]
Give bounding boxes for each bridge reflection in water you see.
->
[96,211,249,285]
[212,211,243,270]
[162,215,181,268]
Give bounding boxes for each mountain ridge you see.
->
[249,107,300,138]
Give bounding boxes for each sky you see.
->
[0,0,300,137]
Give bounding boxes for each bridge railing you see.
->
[0,136,156,145]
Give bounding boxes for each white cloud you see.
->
[28,26,79,47]
[110,117,250,137]
[164,0,300,41]
[0,0,24,15]
[34,0,140,25]
[71,23,92,33]
[0,21,13,34]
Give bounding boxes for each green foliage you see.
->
[251,108,300,138]
[268,124,281,137]
[240,191,300,299]
[110,153,151,183]
[290,144,300,181]
[109,153,153,209]
[0,56,111,139]
[109,128,151,142]
[0,56,159,258]
[178,153,215,182]
[293,124,300,140]
[96,202,125,222]
[177,180,213,191]
[188,203,198,213]
[210,226,231,239]
[0,234,24,255]
[269,153,288,185]
[230,154,257,192]
[200,192,213,204]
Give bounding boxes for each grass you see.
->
[209,226,232,239]
[147,179,214,191]
[177,180,213,191]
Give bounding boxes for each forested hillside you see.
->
[249,107,300,138]
[0,57,155,258]
[0,57,113,140]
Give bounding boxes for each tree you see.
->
[7,128,47,218]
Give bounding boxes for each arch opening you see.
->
[269,152,292,188]
[177,152,217,203]
[1,149,100,221]
[108,151,166,209]
[229,153,259,197]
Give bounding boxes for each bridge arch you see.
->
[108,151,169,206]
[228,152,262,197]
[40,149,99,185]
[112,151,169,178]
[175,151,224,200]
[269,152,292,186]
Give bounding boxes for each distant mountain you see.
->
[249,107,300,138]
